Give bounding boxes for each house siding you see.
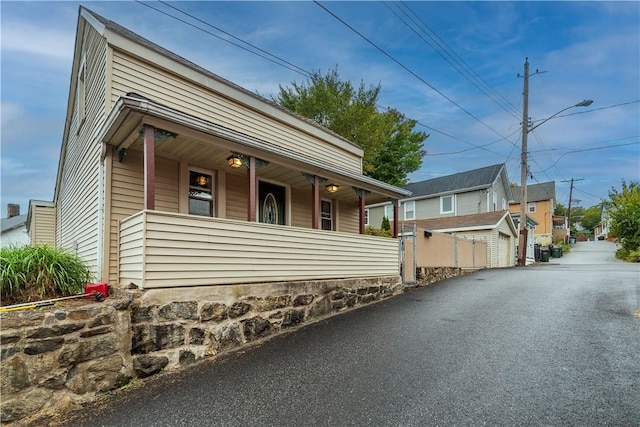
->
[57,24,107,276]
[108,148,179,284]
[120,211,399,288]
[109,50,362,174]
[30,206,56,245]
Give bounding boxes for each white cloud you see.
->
[1,20,75,60]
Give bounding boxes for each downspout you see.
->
[96,142,106,282]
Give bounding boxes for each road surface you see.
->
[64,240,639,426]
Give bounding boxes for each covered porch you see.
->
[100,94,410,287]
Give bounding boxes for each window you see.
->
[440,195,454,214]
[493,192,498,211]
[364,208,369,226]
[528,202,536,213]
[404,201,415,220]
[321,200,333,230]
[502,198,507,210]
[189,169,214,217]
[384,204,394,221]
[76,57,86,130]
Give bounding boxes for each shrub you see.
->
[0,245,93,305]
[365,226,392,238]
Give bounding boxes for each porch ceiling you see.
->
[98,95,410,205]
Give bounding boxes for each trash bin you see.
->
[569,237,576,245]
[540,249,550,262]
[552,246,562,258]
[534,244,541,261]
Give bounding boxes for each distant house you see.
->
[26,200,56,246]
[1,204,28,248]
[405,210,518,268]
[29,7,410,291]
[509,181,557,246]
[367,163,513,228]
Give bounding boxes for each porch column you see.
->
[392,199,399,238]
[143,124,155,210]
[247,155,257,222]
[358,189,366,234]
[312,175,320,229]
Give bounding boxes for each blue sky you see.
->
[1,1,639,217]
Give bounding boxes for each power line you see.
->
[389,1,522,119]
[134,1,312,77]
[313,1,516,144]
[533,141,640,173]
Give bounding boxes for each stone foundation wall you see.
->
[415,267,478,286]
[127,276,402,377]
[0,302,133,423]
[0,275,402,423]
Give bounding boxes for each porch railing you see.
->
[119,210,400,289]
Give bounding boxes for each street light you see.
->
[528,100,593,133]
[517,61,593,266]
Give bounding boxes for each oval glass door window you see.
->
[262,193,278,224]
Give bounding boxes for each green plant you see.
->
[0,245,93,304]
[364,226,392,238]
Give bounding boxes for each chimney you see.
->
[7,204,20,218]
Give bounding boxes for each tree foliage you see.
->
[607,180,640,257]
[580,205,602,232]
[274,67,428,186]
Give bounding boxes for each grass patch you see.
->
[0,245,93,305]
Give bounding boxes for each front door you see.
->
[259,181,286,225]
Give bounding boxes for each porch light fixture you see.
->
[227,154,243,168]
[326,184,339,193]
[196,175,209,186]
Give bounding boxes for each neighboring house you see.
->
[594,209,610,239]
[509,181,556,246]
[404,210,518,268]
[367,163,513,229]
[1,204,28,248]
[29,7,410,291]
[26,200,56,246]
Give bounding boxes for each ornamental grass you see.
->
[0,245,93,305]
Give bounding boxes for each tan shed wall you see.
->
[119,211,400,288]
[109,50,362,173]
[30,206,56,245]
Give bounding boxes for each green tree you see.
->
[554,203,567,216]
[274,67,428,185]
[607,180,640,256]
[580,205,603,232]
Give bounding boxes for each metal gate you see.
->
[399,223,417,285]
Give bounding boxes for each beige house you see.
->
[509,181,557,246]
[35,7,410,292]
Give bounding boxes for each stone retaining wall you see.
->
[415,267,478,286]
[0,302,133,423]
[0,275,402,423]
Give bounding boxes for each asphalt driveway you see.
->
[61,240,639,426]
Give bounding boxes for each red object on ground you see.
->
[84,283,109,299]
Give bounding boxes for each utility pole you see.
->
[562,178,584,242]
[518,59,530,266]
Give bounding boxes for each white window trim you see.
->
[404,200,415,220]
[440,194,455,215]
[528,202,536,213]
[384,204,394,221]
[321,198,334,231]
[76,55,86,134]
[364,208,369,226]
